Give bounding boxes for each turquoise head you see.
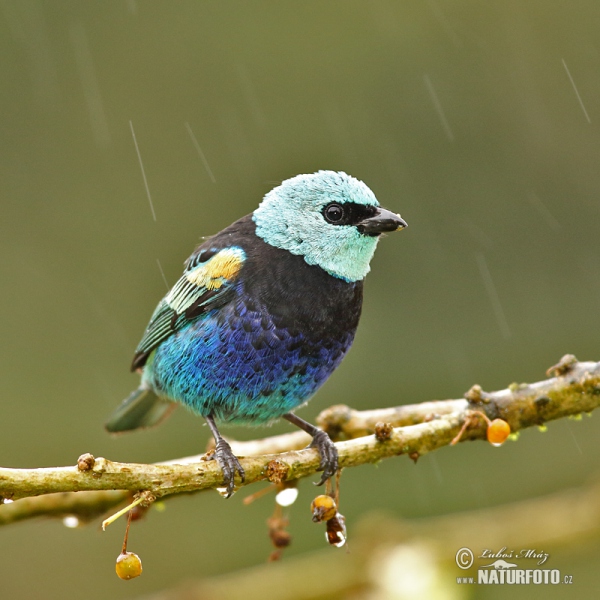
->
[253,170,406,282]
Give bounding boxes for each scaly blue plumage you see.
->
[143,292,354,424]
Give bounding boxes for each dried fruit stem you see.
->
[102,495,145,531]
[122,510,133,554]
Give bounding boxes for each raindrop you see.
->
[129,120,157,221]
[562,59,591,123]
[325,530,346,548]
[475,253,511,340]
[429,454,444,485]
[215,487,230,498]
[70,22,111,147]
[185,123,216,183]
[528,193,560,231]
[565,422,583,455]
[156,258,169,291]
[63,516,79,528]
[423,74,454,141]
[425,0,462,48]
[236,64,267,128]
[275,487,299,507]
[3,498,14,504]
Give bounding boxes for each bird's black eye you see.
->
[324,203,345,223]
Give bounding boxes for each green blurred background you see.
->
[1,1,600,598]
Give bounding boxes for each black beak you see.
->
[357,207,407,236]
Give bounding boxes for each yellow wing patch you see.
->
[164,247,245,315]
[185,248,245,290]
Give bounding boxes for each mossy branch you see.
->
[1,355,598,527]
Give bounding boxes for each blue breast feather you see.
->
[141,287,355,424]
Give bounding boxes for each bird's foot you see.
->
[212,438,245,498]
[310,430,339,486]
[282,413,338,486]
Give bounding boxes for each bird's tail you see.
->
[105,386,175,433]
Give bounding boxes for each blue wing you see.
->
[131,246,246,371]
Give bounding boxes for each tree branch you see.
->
[1,355,598,526]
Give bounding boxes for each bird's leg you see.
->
[283,413,338,485]
[205,414,245,498]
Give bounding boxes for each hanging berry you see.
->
[486,418,511,446]
[115,552,143,580]
[311,495,337,523]
[114,509,142,580]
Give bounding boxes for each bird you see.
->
[105,170,407,496]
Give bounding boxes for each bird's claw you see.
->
[213,439,245,498]
[310,430,338,486]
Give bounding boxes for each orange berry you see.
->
[487,419,511,446]
[115,552,142,580]
[311,495,337,522]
